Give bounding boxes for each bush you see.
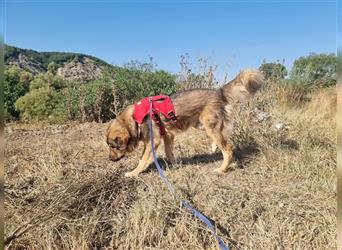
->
[107,63,177,112]
[259,61,287,82]
[61,63,177,122]
[230,84,295,155]
[276,81,311,106]
[4,67,30,119]
[15,72,68,122]
[29,73,66,91]
[64,80,115,122]
[290,53,336,87]
[10,61,177,123]
[15,86,66,121]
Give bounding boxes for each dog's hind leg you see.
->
[213,142,233,173]
[125,136,161,177]
[201,111,233,173]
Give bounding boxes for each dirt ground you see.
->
[5,87,336,249]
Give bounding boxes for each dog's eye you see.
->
[108,138,121,149]
[110,144,120,150]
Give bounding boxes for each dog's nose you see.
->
[109,155,119,161]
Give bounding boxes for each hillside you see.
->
[5,44,113,80]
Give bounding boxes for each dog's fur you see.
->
[106,69,264,177]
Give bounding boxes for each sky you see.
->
[4,0,337,81]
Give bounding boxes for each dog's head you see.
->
[106,118,136,161]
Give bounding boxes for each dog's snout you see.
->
[109,155,117,161]
[109,153,125,162]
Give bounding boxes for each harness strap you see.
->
[149,97,166,136]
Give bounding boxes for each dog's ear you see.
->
[127,136,138,152]
[126,118,139,152]
[106,120,114,139]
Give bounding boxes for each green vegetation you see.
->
[4,67,31,119]
[259,61,288,81]
[110,64,177,109]
[8,61,177,122]
[15,73,67,121]
[4,44,336,123]
[290,53,336,87]
[259,54,336,87]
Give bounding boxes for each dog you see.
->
[106,69,264,177]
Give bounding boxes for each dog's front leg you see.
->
[125,138,161,177]
[164,134,176,164]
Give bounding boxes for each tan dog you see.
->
[107,69,264,177]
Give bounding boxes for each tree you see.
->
[19,71,33,89]
[4,67,29,119]
[29,72,66,91]
[290,53,336,87]
[259,61,287,81]
[47,62,58,74]
[14,72,68,121]
[15,86,65,121]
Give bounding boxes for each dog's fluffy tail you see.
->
[221,69,264,103]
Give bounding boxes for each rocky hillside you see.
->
[5,44,113,81]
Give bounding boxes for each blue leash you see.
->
[148,100,229,250]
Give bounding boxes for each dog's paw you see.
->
[213,168,227,174]
[229,162,238,168]
[213,163,237,174]
[125,171,138,177]
[167,157,176,165]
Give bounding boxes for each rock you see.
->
[7,54,45,74]
[275,123,285,130]
[275,122,290,130]
[252,108,271,122]
[56,57,105,81]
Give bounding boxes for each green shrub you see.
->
[48,62,58,74]
[15,86,66,121]
[290,53,336,87]
[14,72,68,122]
[29,73,66,91]
[62,65,177,122]
[107,64,177,112]
[77,80,114,122]
[4,67,30,119]
[259,61,288,82]
[12,63,177,123]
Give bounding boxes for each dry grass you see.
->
[5,85,336,249]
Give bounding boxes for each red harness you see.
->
[133,95,177,136]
